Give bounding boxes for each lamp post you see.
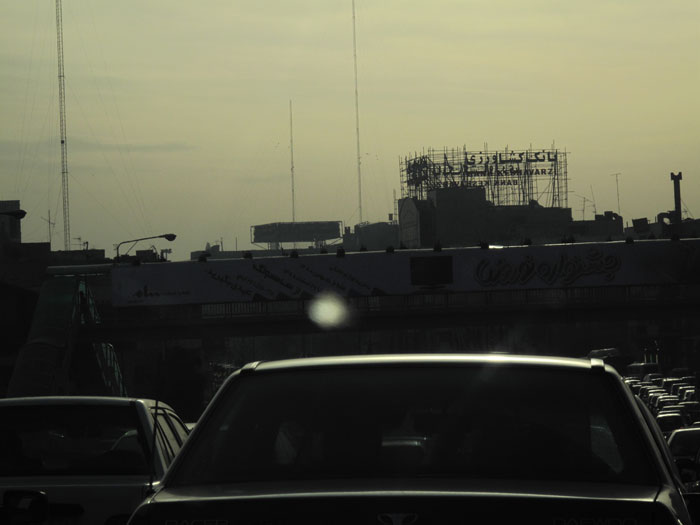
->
[115,233,176,263]
[0,209,27,220]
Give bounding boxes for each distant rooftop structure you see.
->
[625,172,699,240]
[0,200,23,243]
[251,221,342,249]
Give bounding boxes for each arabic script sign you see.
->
[400,147,566,207]
[475,249,621,287]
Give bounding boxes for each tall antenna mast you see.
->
[289,100,296,223]
[610,172,622,216]
[55,0,70,250]
[352,0,363,223]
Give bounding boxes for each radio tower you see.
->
[289,100,296,223]
[55,0,71,250]
[352,0,362,223]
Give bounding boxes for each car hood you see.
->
[130,480,679,525]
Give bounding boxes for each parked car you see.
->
[645,388,667,403]
[663,378,685,393]
[669,428,700,461]
[129,354,700,525]
[657,396,683,413]
[663,406,693,426]
[657,412,687,438]
[639,385,662,400]
[674,383,694,396]
[678,386,696,400]
[0,396,188,524]
[681,401,700,422]
[630,382,646,395]
[626,361,660,379]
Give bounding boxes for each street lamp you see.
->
[0,209,27,220]
[115,233,176,263]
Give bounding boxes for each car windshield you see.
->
[0,405,149,476]
[170,365,657,486]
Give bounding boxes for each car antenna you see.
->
[148,398,160,494]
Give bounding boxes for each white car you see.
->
[0,396,188,524]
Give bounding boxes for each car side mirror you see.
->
[676,457,699,483]
[2,490,48,524]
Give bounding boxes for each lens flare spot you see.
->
[308,292,351,329]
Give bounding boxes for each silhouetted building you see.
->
[399,187,621,248]
[569,211,624,241]
[343,222,400,251]
[625,172,700,240]
[49,249,109,266]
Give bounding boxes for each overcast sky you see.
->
[1,0,698,260]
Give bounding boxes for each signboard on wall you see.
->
[111,240,700,307]
[252,221,342,243]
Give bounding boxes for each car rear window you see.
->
[0,404,149,476]
[170,366,657,486]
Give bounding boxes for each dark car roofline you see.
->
[0,396,174,411]
[242,354,608,374]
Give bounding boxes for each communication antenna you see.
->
[289,100,296,223]
[610,172,622,216]
[352,0,363,223]
[681,199,694,219]
[41,209,56,249]
[575,194,594,220]
[55,0,71,250]
[73,236,87,250]
[589,185,597,215]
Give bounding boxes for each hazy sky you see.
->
[1,0,698,260]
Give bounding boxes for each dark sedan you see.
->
[128,354,700,525]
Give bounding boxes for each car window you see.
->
[154,422,174,466]
[0,405,149,476]
[170,366,658,486]
[165,410,190,445]
[154,412,179,463]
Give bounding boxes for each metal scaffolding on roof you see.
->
[400,146,568,208]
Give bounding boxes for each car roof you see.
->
[669,427,700,438]
[657,412,684,419]
[0,395,173,411]
[243,354,608,374]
